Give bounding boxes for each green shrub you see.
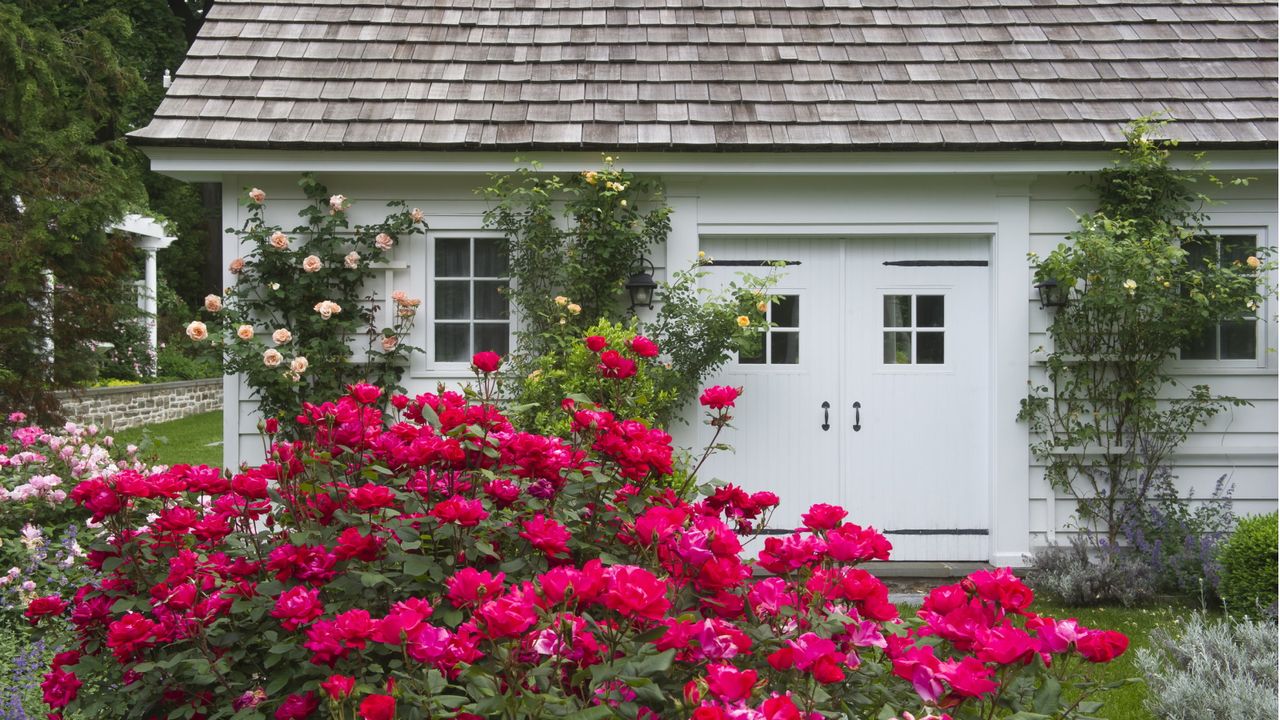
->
[155,343,219,380]
[1218,511,1278,617]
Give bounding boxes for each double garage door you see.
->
[697,237,992,561]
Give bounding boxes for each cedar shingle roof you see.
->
[130,0,1279,150]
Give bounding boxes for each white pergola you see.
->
[110,214,176,374]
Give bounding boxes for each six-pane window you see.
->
[1180,235,1258,361]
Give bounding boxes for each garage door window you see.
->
[883,294,944,365]
[740,294,799,365]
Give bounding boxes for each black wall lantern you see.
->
[625,257,657,312]
[1034,278,1070,309]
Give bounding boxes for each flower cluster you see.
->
[28,382,1129,720]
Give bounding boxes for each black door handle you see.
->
[821,401,830,431]
[852,401,861,432]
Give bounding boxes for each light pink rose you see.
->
[228,257,245,274]
[375,233,394,251]
[272,328,292,345]
[289,356,308,374]
[391,290,408,304]
[185,321,208,341]
[302,255,322,273]
[380,335,399,352]
[204,294,222,312]
[268,231,289,250]
[248,188,266,203]
[329,195,347,213]
[344,251,360,269]
[263,349,283,367]
[410,207,424,223]
[236,325,254,341]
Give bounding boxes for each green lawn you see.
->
[115,410,223,467]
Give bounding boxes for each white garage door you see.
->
[697,237,991,561]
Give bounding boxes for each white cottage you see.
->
[132,0,1278,565]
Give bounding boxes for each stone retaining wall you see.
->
[57,379,222,430]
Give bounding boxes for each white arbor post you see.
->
[110,215,176,376]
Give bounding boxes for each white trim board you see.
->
[142,147,1278,181]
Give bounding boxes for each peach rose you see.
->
[375,233,394,251]
[272,328,292,345]
[185,321,208,341]
[289,356,308,374]
[1247,255,1261,269]
[228,257,245,274]
[391,290,408,305]
[236,324,254,341]
[567,303,581,315]
[380,335,399,352]
[344,251,360,269]
[269,231,289,250]
[410,207,424,223]
[204,294,222,312]
[263,349,283,367]
[248,188,266,204]
[302,255,322,273]
[314,300,342,319]
[329,194,347,213]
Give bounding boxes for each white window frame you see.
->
[1174,229,1269,371]
[423,232,514,375]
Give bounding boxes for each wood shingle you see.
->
[130,0,1279,150]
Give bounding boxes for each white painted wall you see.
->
[214,165,1278,564]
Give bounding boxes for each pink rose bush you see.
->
[26,363,1129,720]
[0,416,156,618]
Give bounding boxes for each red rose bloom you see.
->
[1076,629,1129,663]
[471,351,502,373]
[320,675,355,700]
[584,335,607,352]
[699,385,742,409]
[347,383,383,405]
[275,692,319,720]
[25,595,68,625]
[627,335,660,357]
[801,503,848,531]
[597,350,637,379]
[602,566,670,621]
[359,694,396,720]
[519,514,572,559]
[271,586,325,631]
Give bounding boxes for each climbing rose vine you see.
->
[29,347,1129,720]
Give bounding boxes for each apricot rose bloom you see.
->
[736,315,750,327]
[290,357,309,374]
[272,328,292,344]
[263,349,284,367]
[329,194,347,213]
[410,207,424,223]
[228,257,245,274]
[185,321,208,341]
[375,233,394,251]
[204,294,222,312]
[236,325,255,341]
[1247,255,1261,269]
[302,255,322,273]
[248,187,265,203]
[344,251,360,269]
[268,231,290,250]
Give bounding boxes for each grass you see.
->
[114,410,223,467]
